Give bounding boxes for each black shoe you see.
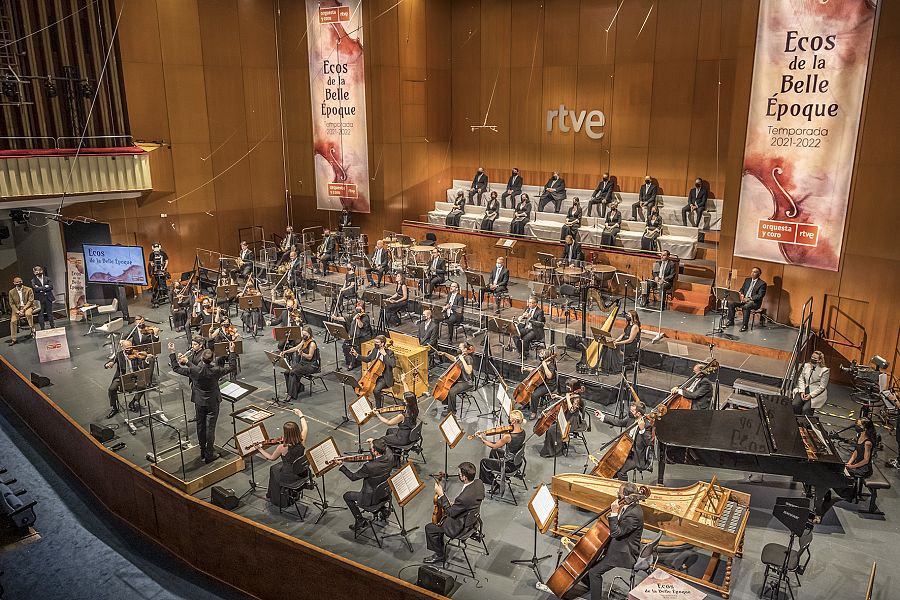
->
[6,339,15,345]
[423,554,444,564]
[724,320,735,327]
[739,326,748,332]
[106,408,119,419]
[378,507,391,521]
[350,519,367,531]
[203,454,219,464]
[128,401,141,412]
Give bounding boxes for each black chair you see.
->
[630,443,655,483]
[443,512,489,577]
[760,530,813,600]
[489,446,527,505]
[564,410,591,457]
[386,421,426,466]
[301,371,329,396]
[457,390,483,417]
[553,283,580,322]
[278,455,315,520]
[353,480,394,548]
[609,531,663,599]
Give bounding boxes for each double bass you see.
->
[430,345,473,403]
[513,348,557,406]
[665,359,719,411]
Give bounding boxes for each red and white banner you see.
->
[306,0,370,213]
[734,0,878,271]
[66,252,86,321]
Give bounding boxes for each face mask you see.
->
[645,179,651,184]
[15,283,22,287]
[603,175,608,180]
[855,426,864,433]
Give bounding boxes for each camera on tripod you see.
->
[840,356,889,396]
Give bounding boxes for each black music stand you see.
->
[710,287,740,340]
[362,289,386,333]
[764,497,812,600]
[264,350,293,404]
[463,270,485,310]
[324,320,349,370]
[615,272,639,310]
[406,264,426,297]
[330,371,361,443]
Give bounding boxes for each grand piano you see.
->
[655,394,852,516]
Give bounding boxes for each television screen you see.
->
[83,244,148,286]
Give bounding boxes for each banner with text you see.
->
[734,0,878,271]
[307,0,370,213]
[66,252,86,321]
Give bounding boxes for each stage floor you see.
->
[1,295,897,600]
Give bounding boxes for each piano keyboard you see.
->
[716,500,747,534]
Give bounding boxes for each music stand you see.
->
[384,461,425,552]
[362,289,386,333]
[711,287,741,339]
[234,422,270,499]
[214,340,244,358]
[406,264,426,297]
[615,272,640,310]
[511,483,556,583]
[306,436,346,523]
[463,270,485,310]
[764,497,812,600]
[439,412,464,475]
[323,320,350,369]
[326,367,355,430]
[238,294,263,338]
[264,350,293,404]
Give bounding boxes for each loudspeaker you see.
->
[211,486,239,510]
[30,372,51,388]
[90,423,115,443]
[416,566,454,595]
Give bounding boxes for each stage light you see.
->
[44,79,57,98]
[79,80,93,98]
[2,78,19,101]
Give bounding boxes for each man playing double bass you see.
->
[671,362,714,410]
[593,399,653,481]
[351,334,395,409]
[423,461,485,565]
[586,482,646,600]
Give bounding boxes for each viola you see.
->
[245,436,283,451]
[431,471,447,525]
[327,452,374,465]
[125,350,152,360]
[512,350,557,406]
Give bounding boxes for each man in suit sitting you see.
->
[671,363,714,410]
[341,437,394,532]
[594,400,653,481]
[7,276,35,345]
[726,266,767,332]
[467,167,488,205]
[682,178,708,227]
[479,256,510,315]
[418,308,440,352]
[561,233,584,264]
[587,482,646,600]
[423,248,446,299]
[513,296,546,356]
[538,171,567,213]
[424,461,485,564]
[443,281,466,342]
[500,167,523,209]
[168,341,237,463]
[792,350,830,416]
[640,250,676,308]
[366,239,391,288]
[588,172,614,217]
[632,176,658,221]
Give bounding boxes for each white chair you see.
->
[96,316,124,348]
[85,298,119,335]
[97,298,119,320]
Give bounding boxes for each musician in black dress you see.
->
[254,410,309,508]
[509,193,532,236]
[560,197,583,240]
[443,341,475,416]
[682,178,708,227]
[282,326,321,401]
[593,399,652,480]
[480,191,501,232]
[378,372,420,448]
[599,201,622,247]
[600,310,641,375]
[632,176,658,221]
[383,273,409,327]
[316,229,337,275]
[588,173,614,218]
[341,437,394,532]
[640,206,663,251]
[528,348,558,420]
[846,418,876,485]
[351,335,396,409]
[500,167,523,209]
[170,281,192,331]
[561,234,584,264]
[513,296,545,356]
[477,410,526,491]
[343,301,372,369]
[339,270,358,305]
[587,483,647,600]
[442,281,465,342]
[671,363,714,410]
[423,248,446,299]
[445,191,466,228]
[541,380,585,458]
[423,462,485,565]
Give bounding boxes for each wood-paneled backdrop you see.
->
[60,0,899,363]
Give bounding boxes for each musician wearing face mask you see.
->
[586,482,647,600]
[104,339,144,417]
[640,250,675,308]
[467,167,488,206]
[540,380,585,459]
[480,191,501,232]
[560,197,583,240]
[315,229,337,276]
[339,270,358,305]
[509,193,532,236]
[343,301,372,370]
[445,191,466,228]
[477,410,526,492]
[671,363,714,410]
[588,172,614,218]
[560,234,584,264]
[442,281,465,342]
[423,462,485,565]
[418,308,439,350]
[601,310,641,375]
[278,225,296,264]
[423,248,446,299]
[538,171,567,213]
[641,206,663,251]
[351,335,396,409]
[441,341,475,417]
[282,326,321,401]
[30,265,55,330]
[378,372,421,449]
[682,178,708,227]
[366,239,391,287]
[268,295,303,338]
[599,201,622,247]
[126,315,160,346]
[383,274,409,327]
[7,276,35,345]
[528,348,559,420]
[238,241,254,280]
[632,175,658,221]
[594,400,653,480]
[500,167,523,209]
[341,437,394,532]
[170,280,192,332]
[791,350,830,416]
[513,296,545,357]
[479,256,509,315]
[284,250,303,291]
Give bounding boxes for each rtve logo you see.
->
[546,104,606,140]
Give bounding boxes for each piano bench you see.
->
[859,465,891,515]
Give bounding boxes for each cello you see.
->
[513,347,558,406]
[665,359,719,411]
[430,345,474,403]
[533,396,566,436]
[589,382,666,478]
[354,339,393,398]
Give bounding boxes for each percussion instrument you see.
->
[556,265,584,286]
[533,263,554,284]
[409,245,433,265]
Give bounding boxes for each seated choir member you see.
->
[528,347,558,420]
[586,482,647,600]
[540,380,585,458]
[477,410,526,492]
[671,363,714,410]
[423,248,446,299]
[641,205,663,251]
[441,341,475,416]
[632,175,657,221]
[478,256,509,315]
[378,372,420,449]
[588,172,614,218]
[383,273,409,326]
[316,229,337,275]
[442,281,465,342]
[467,167,488,205]
[725,267,767,332]
[561,233,584,264]
[480,191,501,232]
[341,437,394,532]
[593,399,653,480]
[365,239,391,287]
[538,171,567,213]
[560,197,583,240]
[282,325,321,401]
[500,167,522,209]
[445,191,466,228]
[791,350,830,416]
[423,462,485,565]
[342,301,372,369]
[600,310,641,375]
[351,335,395,409]
[599,201,622,247]
[640,250,675,308]
[253,409,309,508]
[509,193,532,236]
[513,296,546,356]
[682,178,708,227]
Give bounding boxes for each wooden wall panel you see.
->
[156,0,203,65]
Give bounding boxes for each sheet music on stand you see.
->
[529,483,558,534]
[324,321,350,341]
[439,412,464,449]
[558,408,570,440]
[219,380,256,401]
[498,384,513,419]
[388,461,426,507]
[235,423,269,457]
[307,436,341,477]
[264,350,293,371]
[231,404,273,424]
[350,395,373,426]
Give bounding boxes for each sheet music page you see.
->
[440,413,462,445]
[557,408,570,439]
[309,438,340,474]
[390,464,421,503]
[236,426,265,455]
[220,381,243,398]
[350,396,372,424]
[498,385,512,418]
[239,407,267,422]
[531,484,556,527]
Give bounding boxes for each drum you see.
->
[533,263,553,283]
[556,266,584,286]
[437,242,467,266]
[409,245,433,265]
[589,264,616,287]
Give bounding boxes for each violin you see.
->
[246,437,283,451]
[141,325,161,336]
[431,345,474,403]
[467,425,513,440]
[512,349,558,406]
[125,350,152,360]
[327,452,374,465]
[371,404,406,416]
[223,324,238,337]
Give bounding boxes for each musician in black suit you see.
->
[315,229,337,275]
[682,178,708,227]
[285,250,303,291]
[561,234,584,263]
[365,239,391,287]
[442,281,465,342]
[632,176,658,221]
[640,250,676,308]
[538,171,567,213]
[423,248,446,299]
[594,400,653,481]
[278,226,296,264]
[341,438,395,531]
[30,265,55,329]
[725,267,767,332]
[513,296,545,356]
[238,241,254,280]
[560,197,583,240]
[509,193,532,236]
[467,167,488,205]
[418,308,440,349]
[479,257,509,315]
[672,363,714,410]
[342,301,372,369]
[339,209,352,229]
[168,341,237,463]
[587,482,646,600]
[588,172,614,217]
[423,462,485,564]
[351,335,396,409]
[500,167,523,209]
[125,315,159,347]
[104,339,150,418]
